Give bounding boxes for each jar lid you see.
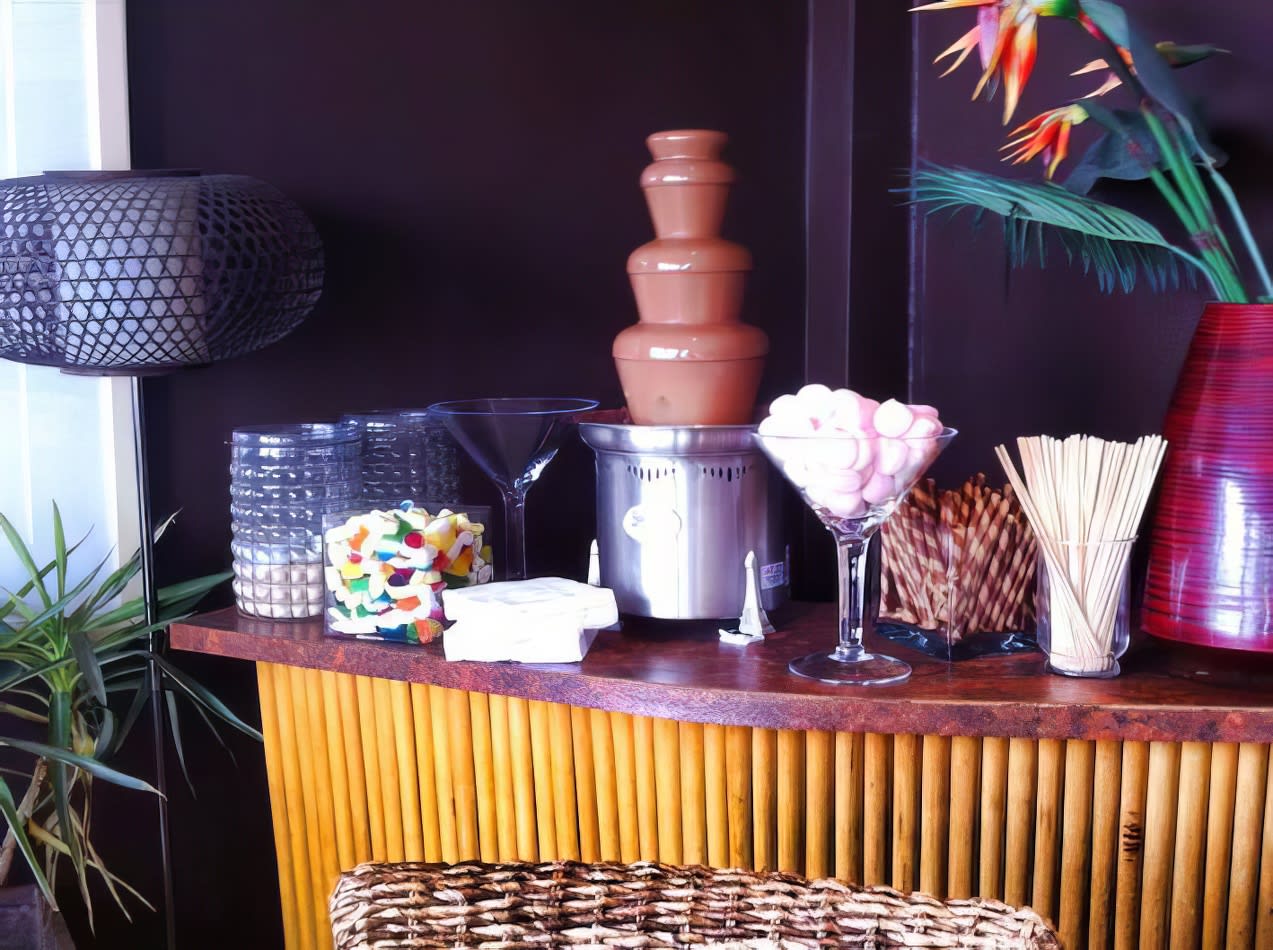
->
[627,238,752,275]
[230,421,360,446]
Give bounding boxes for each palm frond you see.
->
[908,165,1209,293]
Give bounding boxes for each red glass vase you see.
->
[1142,302,1273,650]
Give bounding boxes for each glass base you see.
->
[788,649,912,686]
[1045,657,1121,679]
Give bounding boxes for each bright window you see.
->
[0,0,137,594]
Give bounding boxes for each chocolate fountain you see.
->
[580,130,787,620]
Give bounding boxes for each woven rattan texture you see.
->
[329,861,1060,950]
[0,173,322,373]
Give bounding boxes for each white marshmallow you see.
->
[758,413,814,438]
[873,399,914,439]
[782,459,812,489]
[768,393,804,418]
[795,383,836,422]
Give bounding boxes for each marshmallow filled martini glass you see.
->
[756,391,956,685]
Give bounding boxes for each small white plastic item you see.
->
[587,539,601,586]
[739,550,775,637]
[441,577,618,663]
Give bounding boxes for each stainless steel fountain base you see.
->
[579,417,788,620]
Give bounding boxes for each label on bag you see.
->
[760,560,786,590]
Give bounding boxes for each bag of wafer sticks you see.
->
[877,474,1038,660]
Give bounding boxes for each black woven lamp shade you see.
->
[0,171,323,374]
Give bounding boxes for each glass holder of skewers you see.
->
[997,432,1167,679]
[877,474,1038,661]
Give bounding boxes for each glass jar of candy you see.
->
[321,500,492,643]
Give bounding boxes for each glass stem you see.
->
[835,535,869,660]
[502,489,527,581]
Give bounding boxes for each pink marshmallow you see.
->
[862,470,898,506]
[873,399,914,439]
[827,389,879,435]
[909,404,941,420]
[808,465,865,494]
[875,438,908,476]
[895,441,939,488]
[808,484,867,519]
[903,415,942,439]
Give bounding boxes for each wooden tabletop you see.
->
[171,602,1273,743]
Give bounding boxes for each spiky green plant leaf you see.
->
[909,165,1208,293]
[0,775,56,907]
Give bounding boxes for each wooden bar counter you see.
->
[173,603,1273,950]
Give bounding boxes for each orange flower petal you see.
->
[1046,120,1072,178]
[1070,58,1109,76]
[972,8,1015,101]
[935,25,981,76]
[910,0,996,9]
[1082,73,1123,98]
[1001,13,1038,123]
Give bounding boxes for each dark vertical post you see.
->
[802,0,915,597]
[131,375,176,950]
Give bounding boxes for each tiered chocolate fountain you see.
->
[580,130,787,620]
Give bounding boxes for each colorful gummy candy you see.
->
[323,501,493,642]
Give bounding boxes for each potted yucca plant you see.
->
[0,504,255,947]
[908,0,1271,652]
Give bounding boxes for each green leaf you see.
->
[1080,0,1220,163]
[68,550,140,630]
[155,656,263,743]
[908,164,1208,293]
[101,680,150,761]
[69,632,107,707]
[0,738,159,793]
[1064,105,1162,195]
[166,690,196,797]
[0,776,56,907]
[1155,42,1228,68]
[51,503,67,603]
[46,689,85,882]
[0,512,52,610]
[87,571,230,630]
[0,654,77,693]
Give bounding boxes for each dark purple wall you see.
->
[911,1,1273,482]
[100,2,810,948]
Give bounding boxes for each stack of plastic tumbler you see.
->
[343,409,461,505]
[229,422,362,619]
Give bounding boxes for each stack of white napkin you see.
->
[441,577,618,663]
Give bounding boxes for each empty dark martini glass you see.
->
[429,397,599,580]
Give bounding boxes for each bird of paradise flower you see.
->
[907,0,1271,302]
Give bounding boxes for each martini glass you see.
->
[755,427,957,685]
[429,397,599,580]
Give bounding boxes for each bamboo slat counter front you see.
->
[172,603,1273,950]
